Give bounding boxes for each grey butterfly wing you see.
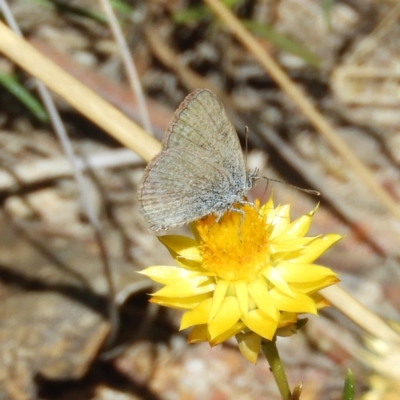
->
[139,147,242,231]
[164,89,246,183]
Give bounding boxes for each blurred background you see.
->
[0,0,400,399]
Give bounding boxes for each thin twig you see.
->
[99,0,153,134]
[0,148,141,192]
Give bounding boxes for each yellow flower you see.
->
[139,197,342,363]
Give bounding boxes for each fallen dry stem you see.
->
[0,21,161,163]
[322,285,400,346]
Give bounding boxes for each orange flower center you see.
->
[196,202,270,282]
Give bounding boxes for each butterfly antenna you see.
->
[261,177,270,201]
[244,126,249,166]
[261,176,320,196]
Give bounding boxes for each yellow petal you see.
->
[208,297,241,340]
[242,309,278,340]
[139,265,203,285]
[290,276,340,294]
[154,277,214,297]
[276,262,337,283]
[187,324,209,343]
[150,293,210,310]
[284,212,313,237]
[278,312,298,327]
[291,234,343,263]
[210,322,245,346]
[234,281,249,317]
[189,221,202,243]
[209,280,229,322]
[264,267,294,297]
[181,298,212,329]
[270,287,317,314]
[158,235,202,262]
[311,292,332,310]
[270,236,316,254]
[237,332,262,364]
[248,279,280,320]
[259,196,274,216]
[269,204,291,237]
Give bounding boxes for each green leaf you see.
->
[28,0,131,21]
[0,73,48,122]
[290,382,303,400]
[52,1,107,24]
[243,20,320,68]
[173,0,244,24]
[341,368,355,400]
[321,0,334,31]
[26,0,106,23]
[110,0,131,16]
[173,6,210,24]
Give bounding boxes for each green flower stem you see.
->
[262,340,291,400]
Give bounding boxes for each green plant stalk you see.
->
[342,369,355,400]
[110,0,131,16]
[243,20,320,67]
[0,72,48,122]
[262,339,291,400]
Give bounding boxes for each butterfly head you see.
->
[246,168,259,191]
